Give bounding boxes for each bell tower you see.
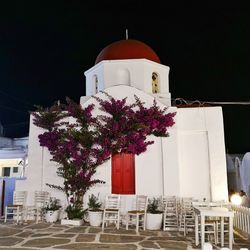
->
[82,39,171,106]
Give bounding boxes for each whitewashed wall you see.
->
[176,107,228,201]
[17,85,228,210]
[85,59,171,106]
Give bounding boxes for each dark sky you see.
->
[0,1,250,153]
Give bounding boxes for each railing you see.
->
[231,204,250,235]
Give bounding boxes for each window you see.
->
[116,68,130,85]
[92,75,98,94]
[152,72,159,93]
[3,167,10,177]
[13,167,18,173]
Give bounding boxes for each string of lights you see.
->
[172,98,250,106]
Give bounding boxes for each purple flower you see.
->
[34,94,176,212]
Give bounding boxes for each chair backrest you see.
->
[13,191,27,206]
[34,191,50,208]
[162,196,177,210]
[136,195,148,212]
[104,194,120,210]
[180,197,194,215]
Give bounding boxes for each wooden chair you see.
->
[126,195,148,232]
[102,194,120,230]
[162,195,179,231]
[4,191,27,223]
[193,201,219,244]
[179,197,195,236]
[25,191,50,223]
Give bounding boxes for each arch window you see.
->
[92,75,98,94]
[116,68,131,85]
[152,72,159,93]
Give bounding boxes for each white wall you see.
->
[17,85,228,210]
[176,107,228,201]
[136,136,163,196]
[178,131,211,200]
[84,59,171,105]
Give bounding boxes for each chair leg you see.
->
[24,208,27,222]
[36,210,38,224]
[16,207,19,224]
[143,214,146,231]
[102,212,105,231]
[117,213,120,230]
[126,214,129,230]
[136,214,139,232]
[183,217,186,236]
[4,207,7,223]
[214,222,218,245]
[163,212,166,231]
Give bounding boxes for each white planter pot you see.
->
[146,213,163,230]
[61,218,83,226]
[45,210,59,223]
[88,210,103,227]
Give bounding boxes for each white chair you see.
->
[201,219,218,245]
[162,195,179,231]
[126,195,148,232]
[4,191,27,223]
[102,194,121,230]
[25,191,50,223]
[192,200,218,244]
[179,197,195,236]
[216,216,235,246]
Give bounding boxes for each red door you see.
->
[112,153,135,194]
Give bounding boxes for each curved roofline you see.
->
[95,39,161,64]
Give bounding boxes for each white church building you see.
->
[16,39,229,209]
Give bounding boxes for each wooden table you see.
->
[193,206,234,250]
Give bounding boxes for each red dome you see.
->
[95,39,161,64]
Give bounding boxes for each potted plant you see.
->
[146,197,163,230]
[43,197,61,223]
[87,194,103,226]
[61,205,86,226]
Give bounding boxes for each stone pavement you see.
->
[0,221,249,250]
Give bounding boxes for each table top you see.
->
[193,206,234,217]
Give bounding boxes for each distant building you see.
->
[0,136,28,177]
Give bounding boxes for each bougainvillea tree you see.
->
[33,98,109,219]
[33,93,176,219]
[94,93,176,155]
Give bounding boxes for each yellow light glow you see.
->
[231,194,242,205]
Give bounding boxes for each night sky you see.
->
[0,2,250,153]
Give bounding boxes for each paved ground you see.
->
[0,221,249,250]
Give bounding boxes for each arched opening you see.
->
[152,72,159,93]
[116,68,131,85]
[92,75,98,94]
